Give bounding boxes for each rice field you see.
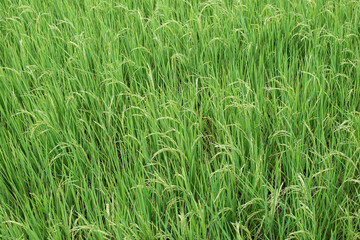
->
[1,0,360,239]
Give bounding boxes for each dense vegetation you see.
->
[1,0,360,239]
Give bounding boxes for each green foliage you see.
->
[1,0,360,239]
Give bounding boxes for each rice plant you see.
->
[1,0,360,239]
